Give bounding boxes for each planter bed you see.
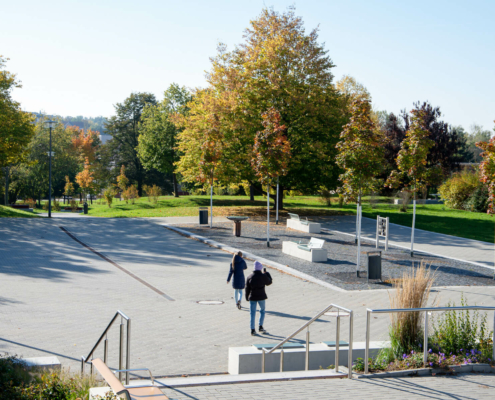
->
[355,363,495,378]
[11,204,31,209]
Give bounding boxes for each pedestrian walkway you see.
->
[322,215,495,270]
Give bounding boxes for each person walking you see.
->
[227,251,247,310]
[245,261,272,336]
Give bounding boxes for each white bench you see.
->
[286,213,321,233]
[282,237,327,262]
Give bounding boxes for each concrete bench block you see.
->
[287,219,321,233]
[282,241,327,262]
[228,342,388,374]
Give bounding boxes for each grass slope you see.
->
[0,205,39,218]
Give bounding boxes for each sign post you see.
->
[375,215,389,251]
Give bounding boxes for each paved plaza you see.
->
[1,216,495,398]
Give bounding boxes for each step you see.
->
[89,368,347,397]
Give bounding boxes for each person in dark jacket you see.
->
[227,251,247,309]
[245,260,272,335]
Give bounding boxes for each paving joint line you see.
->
[59,226,175,301]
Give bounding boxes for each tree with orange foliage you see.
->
[69,126,100,163]
[75,158,94,203]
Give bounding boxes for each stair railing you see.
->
[81,310,131,384]
[261,303,353,378]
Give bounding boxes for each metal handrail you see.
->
[81,310,131,384]
[365,306,495,374]
[261,303,353,379]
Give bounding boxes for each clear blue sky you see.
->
[2,0,494,132]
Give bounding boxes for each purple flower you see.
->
[453,355,456,360]
[429,362,433,366]
[411,350,414,354]
[460,349,463,352]
[403,354,407,359]
[464,360,468,364]
[489,358,491,362]
[419,343,422,348]
[467,359,472,363]
[471,349,475,355]
[429,349,432,353]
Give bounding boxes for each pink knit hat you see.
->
[254,261,263,271]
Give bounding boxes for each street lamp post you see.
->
[45,120,56,218]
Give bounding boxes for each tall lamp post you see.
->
[45,120,56,218]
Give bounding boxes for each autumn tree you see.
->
[138,84,191,197]
[69,126,100,163]
[336,99,384,273]
[116,164,129,196]
[476,126,495,214]
[64,175,74,199]
[105,92,157,195]
[251,108,291,246]
[176,8,345,208]
[75,158,94,202]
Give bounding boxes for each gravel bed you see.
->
[172,221,495,291]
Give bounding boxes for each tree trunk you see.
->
[80,192,82,202]
[276,186,284,210]
[38,191,41,207]
[249,185,255,201]
[3,168,8,205]
[173,173,179,197]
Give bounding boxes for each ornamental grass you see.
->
[388,260,436,359]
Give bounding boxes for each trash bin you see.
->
[199,207,208,225]
[83,202,88,215]
[367,251,382,282]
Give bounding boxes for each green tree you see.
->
[386,107,439,255]
[105,92,157,195]
[336,99,384,272]
[176,7,345,208]
[138,84,191,197]
[467,124,492,163]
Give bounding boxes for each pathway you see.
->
[322,215,495,269]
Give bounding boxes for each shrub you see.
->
[24,198,36,209]
[53,200,61,211]
[123,185,139,204]
[213,185,225,196]
[42,202,49,211]
[148,184,161,204]
[464,184,489,213]
[398,190,412,212]
[431,295,492,356]
[338,194,345,207]
[142,184,151,201]
[369,191,378,209]
[319,189,333,206]
[439,170,479,210]
[70,200,78,212]
[388,261,435,358]
[103,188,114,208]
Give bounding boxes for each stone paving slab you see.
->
[1,218,495,379]
[159,373,495,399]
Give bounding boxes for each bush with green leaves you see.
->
[439,170,479,210]
[431,295,492,356]
[464,184,489,213]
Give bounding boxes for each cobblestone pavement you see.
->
[1,218,495,380]
[321,215,495,269]
[161,373,495,400]
[172,221,495,291]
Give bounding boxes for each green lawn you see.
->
[17,195,495,243]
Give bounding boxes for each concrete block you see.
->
[228,341,387,374]
[282,241,327,262]
[22,356,61,371]
[287,219,321,233]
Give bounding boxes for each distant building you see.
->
[99,133,112,144]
